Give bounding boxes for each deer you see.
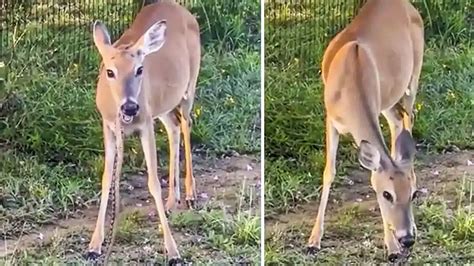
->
[85,1,200,264]
[306,0,424,262]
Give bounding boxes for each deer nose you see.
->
[120,102,139,116]
[399,235,415,248]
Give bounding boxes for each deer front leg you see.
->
[140,119,181,262]
[383,219,403,262]
[308,119,339,252]
[159,113,181,213]
[87,122,118,259]
[179,107,196,209]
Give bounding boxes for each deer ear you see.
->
[92,20,112,56]
[358,140,382,171]
[395,129,416,163]
[133,20,167,56]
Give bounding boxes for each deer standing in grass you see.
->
[307,0,424,262]
[86,1,200,263]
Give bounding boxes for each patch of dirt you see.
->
[267,151,473,228]
[265,151,473,264]
[0,154,261,258]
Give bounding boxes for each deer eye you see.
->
[383,191,393,203]
[136,66,143,76]
[106,69,115,79]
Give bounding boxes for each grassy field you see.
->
[264,0,473,264]
[0,0,261,264]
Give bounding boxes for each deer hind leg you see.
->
[404,20,424,133]
[382,106,405,159]
[87,122,120,259]
[307,119,339,252]
[140,119,180,260]
[159,112,181,213]
[392,46,422,184]
[179,98,196,209]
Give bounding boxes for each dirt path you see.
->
[267,151,473,224]
[265,151,473,264]
[1,154,261,262]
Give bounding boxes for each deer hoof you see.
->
[84,251,101,261]
[186,199,196,209]
[168,257,184,266]
[306,246,320,255]
[388,253,400,263]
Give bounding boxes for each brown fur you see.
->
[88,2,201,262]
[308,0,424,259]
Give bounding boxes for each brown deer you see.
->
[86,1,200,264]
[307,0,424,262]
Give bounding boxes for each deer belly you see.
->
[332,119,349,134]
[150,84,187,116]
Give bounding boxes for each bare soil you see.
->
[1,154,261,264]
[265,151,474,264]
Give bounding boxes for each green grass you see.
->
[265,174,474,264]
[0,0,260,252]
[4,178,261,265]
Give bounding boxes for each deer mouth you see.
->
[121,113,134,124]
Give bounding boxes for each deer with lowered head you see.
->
[86,1,200,264]
[307,0,424,262]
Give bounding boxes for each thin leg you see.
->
[404,26,423,186]
[382,107,404,158]
[159,113,181,212]
[140,119,180,259]
[179,105,196,207]
[87,122,120,256]
[383,218,402,262]
[308,119,339,250]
